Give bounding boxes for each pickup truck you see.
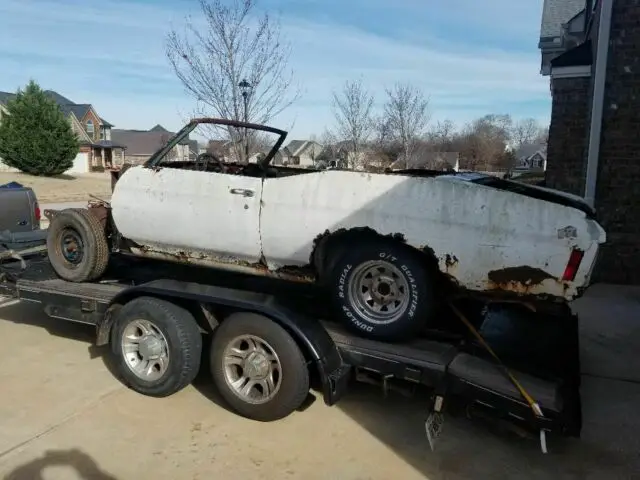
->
[0,182,41,233]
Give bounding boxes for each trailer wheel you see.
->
[47,208,109,282]
[210,312,310,422]
[111,296,202,397]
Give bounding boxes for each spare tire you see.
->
[47,208,109,282]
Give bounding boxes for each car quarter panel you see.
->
[111,165,263,264]
[259,170,605,300]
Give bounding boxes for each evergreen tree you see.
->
[0,80,79,176]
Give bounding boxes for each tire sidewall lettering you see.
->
[378,251,419,318]
[338,264,352,299]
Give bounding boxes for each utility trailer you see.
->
[0,252,582,453]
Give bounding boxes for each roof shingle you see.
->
[540,0,586,38]
[0,89,113,126]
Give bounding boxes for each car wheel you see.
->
[110,296,203,397]
[326,239,436,341]
[47,208,109,282]
[210,312,310,422]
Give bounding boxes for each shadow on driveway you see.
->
[335,377,640,479]
[4,449,117,480]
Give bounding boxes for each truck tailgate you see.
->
[0,187,38,232]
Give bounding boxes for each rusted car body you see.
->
[106,118,605,304]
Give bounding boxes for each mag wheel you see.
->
[111,296,202,397]
[210,312,310,422]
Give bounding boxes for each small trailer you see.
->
[0,249,582,453]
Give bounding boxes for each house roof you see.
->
[516,143,547,160]
[100,117,114,128]
[0,89,114,126]
[540,0,586,38]
[285,140,307,156]
[85,140,127,149]
[150,124,170,133]
[0,91,16,105]
[111,129,174,156]
[112,128,192,156]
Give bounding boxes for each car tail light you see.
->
[34,202,41,224]
[562,248,584,282]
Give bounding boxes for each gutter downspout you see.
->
[584,0,614,208]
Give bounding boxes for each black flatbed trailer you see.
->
[0,254,582,453]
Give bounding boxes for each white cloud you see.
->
[0,0,550,139]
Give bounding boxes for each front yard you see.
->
[0,172,112,203]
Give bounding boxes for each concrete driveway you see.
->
[0,284,638,479]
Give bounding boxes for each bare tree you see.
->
[382,83,430,168]
[457,114,512,171]
[331,79,375,169]
[370,115,401,167]
[511,118,545,148]
[427,119,456,151]
[166,0,300,161]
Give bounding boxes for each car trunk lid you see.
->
[444,172,597,220]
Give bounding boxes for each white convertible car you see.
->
[46,118,607,340]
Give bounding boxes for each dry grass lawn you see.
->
[0,172,112,203]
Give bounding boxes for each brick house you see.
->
[541,0,640,284]
[0,90,125,173]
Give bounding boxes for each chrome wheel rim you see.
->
[348,260,410,325]
[121,319,170,381]
[222,335,282,404]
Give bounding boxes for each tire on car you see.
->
[210,312,310,422]
[47,208,109,282]
[325,238,437,341]
[110,296,203,397]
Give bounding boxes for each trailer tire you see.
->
[111,296,202,397]
[210,312,310,422]
[326,239,436,341]
[47,208,109,282]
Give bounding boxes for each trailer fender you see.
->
[102,279,351,406]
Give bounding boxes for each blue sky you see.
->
[0,0,550,139]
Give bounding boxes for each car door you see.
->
[111,165,263,264]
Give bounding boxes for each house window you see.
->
[100,127,105,140]
[86,120,94,135]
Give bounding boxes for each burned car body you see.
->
[47,118,607,341]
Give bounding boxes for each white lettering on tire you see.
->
[401,264,419,318]
[342,306,374,332]
[378,252,397,262]
[338,264,352,299]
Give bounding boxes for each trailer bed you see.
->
[0,255,582,443]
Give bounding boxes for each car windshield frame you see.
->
[143,118,288,169]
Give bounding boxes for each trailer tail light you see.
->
[562,248,584,282]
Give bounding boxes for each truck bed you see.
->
[0,255,582,439]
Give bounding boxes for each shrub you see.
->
[0,80,79,176]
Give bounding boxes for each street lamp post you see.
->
[238,79,252,163]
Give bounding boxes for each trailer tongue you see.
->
[0,253,581,453]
